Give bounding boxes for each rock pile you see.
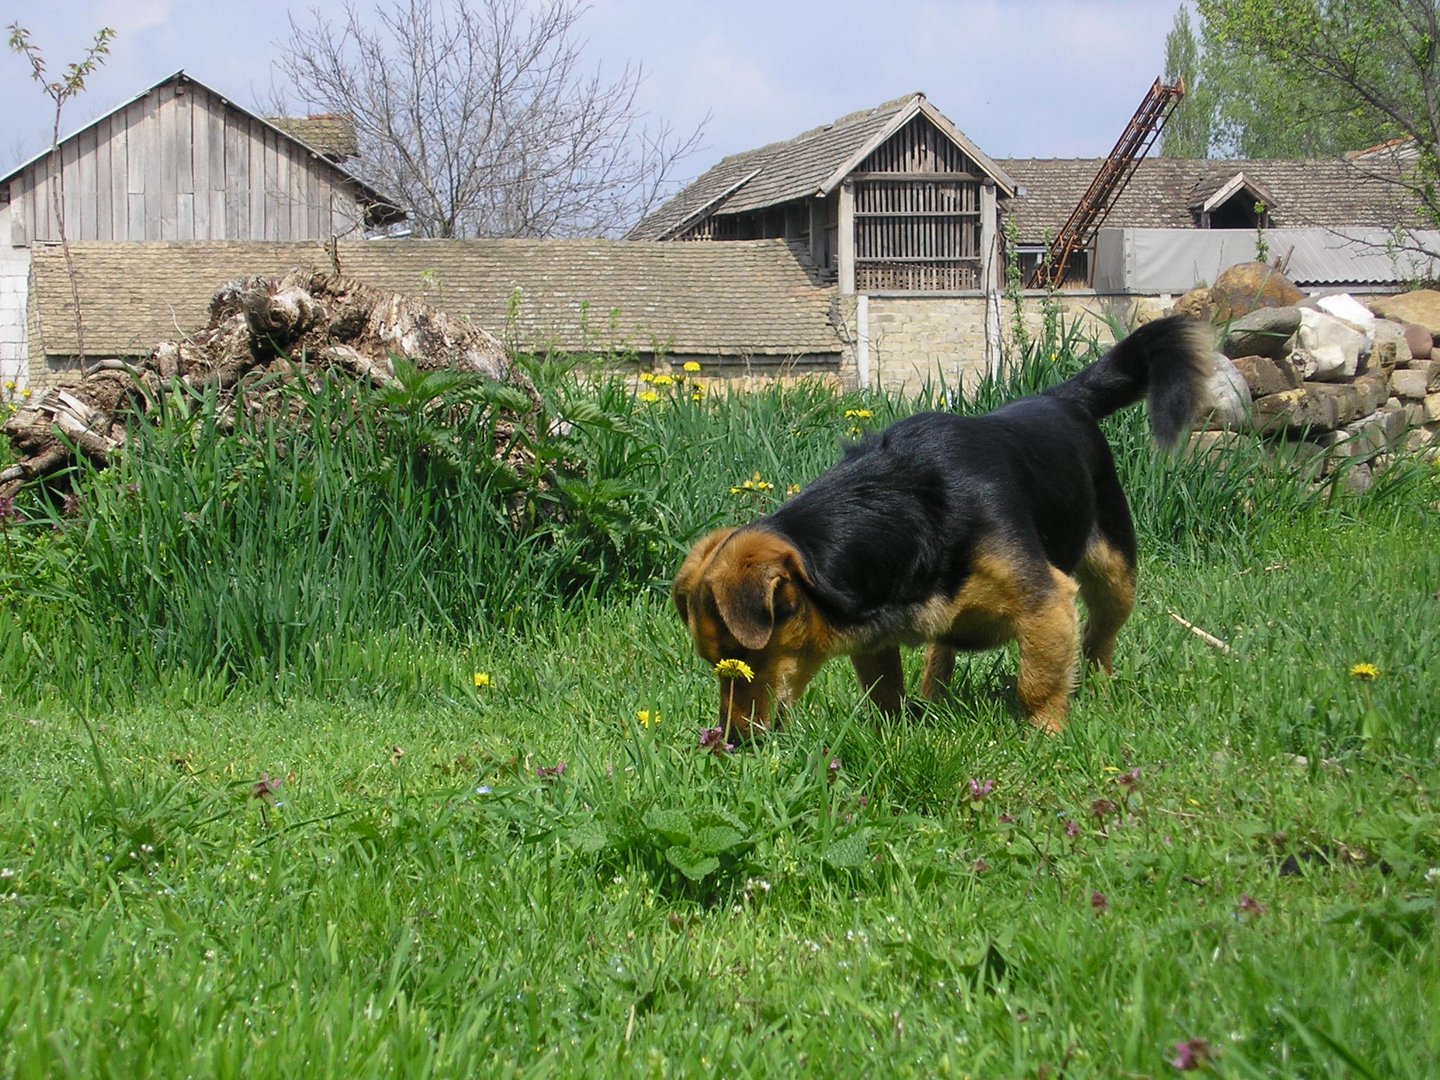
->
[1183,264,1440,491]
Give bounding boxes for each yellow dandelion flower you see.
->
[19,388,30,398]
[473,672,492,688]
[652,374,676,387]
[683,361,701,373]
[1349,662,1380,680]
[843,408,873,420]
[715,658,755,682]
[785,483,801,497]
[635,710,660,728]
[728,486,744,495]
[638,372,655,383]
[639,390,660,404]
[691,385,705,400]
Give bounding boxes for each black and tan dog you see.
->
[673,315,1212,737]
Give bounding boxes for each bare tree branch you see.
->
[270,0,705,238]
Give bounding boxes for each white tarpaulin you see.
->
[1093,227,1440,294]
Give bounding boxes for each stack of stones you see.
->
[1183,264,1440,492]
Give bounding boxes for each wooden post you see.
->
[808,199,828,269]
[979,180,997,291]
[838,180,855,295]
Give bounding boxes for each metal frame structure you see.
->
[1029,77,1185,288]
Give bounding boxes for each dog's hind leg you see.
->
[1076,537,1136,674]
[1016,569,1081,733]
[920,643,957,701]
[851,646,905,715]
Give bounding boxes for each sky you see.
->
[1,0,1185,179]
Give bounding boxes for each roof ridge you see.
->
[707,92,923,170]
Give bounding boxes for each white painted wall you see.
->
[0,242,31,392]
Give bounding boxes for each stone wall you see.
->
[1192,286,1440,489]
[859,292,1159,397]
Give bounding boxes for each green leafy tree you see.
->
[1195,0,1399,158]
[1196,0,1438,226]
[1162,5,1213,157]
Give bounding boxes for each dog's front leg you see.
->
[851,646,905,715]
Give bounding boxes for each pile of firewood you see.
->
[0,269,541,499]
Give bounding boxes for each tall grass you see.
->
[0,326,1429,706]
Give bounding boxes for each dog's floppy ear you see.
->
[711,534,806,651]
[672,527,735,623]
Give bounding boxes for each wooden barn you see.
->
[630,93,1017,295]
[0,70,399,247]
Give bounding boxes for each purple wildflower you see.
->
[1170,1038,1214,1071]
[971,857,989,874]
[535,761,567,779]
[1090,797,1118,821]
[1065,818,1081,838]
[0,494,19,524]
[827,757,841,784]
[251,773,283,801]
[968,778,995,803]
[62,491,81,517]
[1091,890,1109,913]
[1116,767,1141,793]
[1237,894,1266,918]
[697,726,734,755]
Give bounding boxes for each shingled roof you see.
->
[266,114,360,162]
[631,93,1015,240]
[998,157,1420,243]
[29,239,843,362]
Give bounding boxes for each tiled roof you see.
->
[998,157,1419,242]
[266,114,360,161]
[631,93,1014,241]
[632,95,920,240]
[30,239,843,360]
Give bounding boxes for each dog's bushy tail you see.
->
[1045,315,1214,447]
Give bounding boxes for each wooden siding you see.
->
[853,116,984,291]
[6,78,367,244]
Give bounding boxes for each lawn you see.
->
[1,346,1437,1077]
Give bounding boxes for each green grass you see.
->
[1,341,1438,1077]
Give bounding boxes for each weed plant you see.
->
[1,329,1437,1076]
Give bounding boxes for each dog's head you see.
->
[672,527,833,738]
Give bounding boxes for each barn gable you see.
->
[0,71,400,247]
[632,94,1014,294]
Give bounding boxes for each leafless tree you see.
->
[271,0,704,239]
[8,22,115,376]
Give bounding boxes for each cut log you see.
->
[1,269,540,498]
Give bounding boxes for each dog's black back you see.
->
[755,316,1211,631]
